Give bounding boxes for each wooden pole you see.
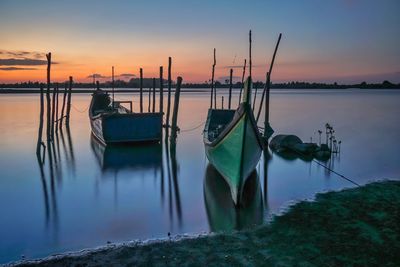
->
[256,33,282,124]
[228,68,233,109]
[159,66,163,114]
[65,76,73,126]
[238,59,246,103]
[252,83,258,112]
[112,66,115,108]
[96,81,100,90]
[148,87,151,112]
[55,83,59,133]
[152,78,156,113]
[210,48,216,109]
[213,49,217,109]
[140,68,143,113]
[36,84,45,157]
[166,57,172,127]
[171,77,182,140]
[264,73,271,125]
[46,53,51,141]
[51,84,56,140]
[59,83,67,130]
[249,30,252,79]
[221,96,224,110]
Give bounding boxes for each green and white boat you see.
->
[203,77,264,205]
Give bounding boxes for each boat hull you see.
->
[204,106,263,205]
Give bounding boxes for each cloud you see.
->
[119,73,136,77]
[0,67,37,71]
[0,58,57,66]
[87,73,109,79]
[0,50,46,58]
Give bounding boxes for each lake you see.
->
[1,89,399,264]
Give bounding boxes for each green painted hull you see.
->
[204,105,263,204]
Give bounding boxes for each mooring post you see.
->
[46,53,51,141]
[238,59,246,103]
[148,87,151,112]
[264,72,270,136]
[252,83,258,112]
[50,84,56,140]
[228,68,233,109]
[55,83,59,133]
[256,33,282,125]
[221,96,224,109]
[59,83,67,130]
[36,84,45,157]
[159,66,164,114]
[140,68,143,113]
[96,81,100,90]
[152,78,156,113]
[65,76,73,126]
[166,57,172,127]
[210,48,216,109]
[171,77,182,141]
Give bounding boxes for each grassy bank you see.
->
[13,181,400,267]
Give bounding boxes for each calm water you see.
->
[1,89,399,263]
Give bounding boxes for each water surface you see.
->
[1,89,399,263]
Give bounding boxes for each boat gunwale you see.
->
[203,104,263,149]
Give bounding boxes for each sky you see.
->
[0,0,399,84]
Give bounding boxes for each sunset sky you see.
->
[0,0,399,84]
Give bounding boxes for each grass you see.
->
[14,181,400,267]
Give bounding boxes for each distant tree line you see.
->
[0,79,399,89]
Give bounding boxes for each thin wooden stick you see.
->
[171,77,182,141]
[256,33,282,124]
[55,83,59,133]
[65,76,73,126]
[249,30,252,78]
[210,48,216,109]
[160,66,163,114]
[252,83,258,112]
[46,53,51,141]
[152,78,156,113]
[112,66,115,107]
[59,83,67,130]
[166,57,172,127]
[238,59,246,103]
[140,68,143,113]
[228,68,233,109]
[148,87,151,112]
[51,84,56,140]
[36,84,45,156]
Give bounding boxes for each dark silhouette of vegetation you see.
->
[1,79,399,91]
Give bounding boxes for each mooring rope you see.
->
[180,121,205,133]
[287,147,360,187]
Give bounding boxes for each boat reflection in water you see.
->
[204,164,264,232]
[90,135,162,172]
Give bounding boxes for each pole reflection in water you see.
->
[203,164,264,232]
[90,133,182,226]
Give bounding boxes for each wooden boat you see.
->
[89,89,162,144]
[203,77,264,205]
[204,164,263,232]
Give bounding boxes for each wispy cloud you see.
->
[87,73,109,79]
[0,50,46,59]
[0,58,52,66]
[119,73,136,77]
[0,67,37,71]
